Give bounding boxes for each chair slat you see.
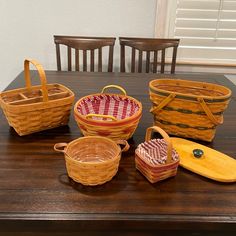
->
[161,49,165,73]
[98,48,102,72]
[83,50,87,72]
[146,51,150,73]
[138,50,143,73]
[108,45,113,72]
[90,49,95,72]
[75,49,79,71]
[120,45,125,72]
[153,51,157,73]
[131,48,135,73]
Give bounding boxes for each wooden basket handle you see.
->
[198,98,223,125]
[86,113,117,121]
[24,58,49,102]
[116,140,130,152]
[145,126,173,163]
[101,85,127,96]
[54,143,68,153]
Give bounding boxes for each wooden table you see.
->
[0,71,236,236]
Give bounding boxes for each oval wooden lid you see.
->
[171,137,236,183]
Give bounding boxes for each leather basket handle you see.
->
[54,143,68,153]
[24,58,49,102]
[116,140,130,152]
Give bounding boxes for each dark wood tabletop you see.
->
[0,71,236,236]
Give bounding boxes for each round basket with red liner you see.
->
[74,85,142,140]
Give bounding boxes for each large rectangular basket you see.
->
[74,85,142,140]
[0,59,74,136]
[149,79,231,142]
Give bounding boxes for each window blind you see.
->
[168,0,236,64]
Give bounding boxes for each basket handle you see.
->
[198,98,223,125]
[24,58,49,102]
[145,126,173,164]
[86,113,117,121]
[101,85,127,96]
[54,143,68,153]
[150,93,176,113]
[116,140,130,152]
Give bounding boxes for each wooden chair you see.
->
[119,37,180,73]
[54,35,116,72]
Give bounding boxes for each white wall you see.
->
[0,0,157,91]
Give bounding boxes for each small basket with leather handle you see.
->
[135,126,179,183]
[54,136,130,186]
[149,79,231,142]
[0,59,74,136]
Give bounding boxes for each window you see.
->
[156,0,236,66]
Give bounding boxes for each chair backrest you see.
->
[54,35,116,72]
[119,37,180,73]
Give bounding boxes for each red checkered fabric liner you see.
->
[136,139,179,165]
[76,94,140,120]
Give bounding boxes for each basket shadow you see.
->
[58,167,129,196]
[8,124,73,138]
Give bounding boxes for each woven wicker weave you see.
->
[74,85,142,140]
[54,136,130,186]
[135,126,179,183]
[0,59,74,136]
[149,79,231,142]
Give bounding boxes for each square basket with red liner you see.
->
[74,85,142,140]
[54,136,130,186]
[135,126,179,183]
[0,59,74,136]
[149,79,232,142]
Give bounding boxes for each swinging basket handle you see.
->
[101,85,127,96]
[24,58,49,102]
[145,126,173,163]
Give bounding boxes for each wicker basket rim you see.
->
[0,83,75,107]
[74,110,142,127]
[64,154,121,166]
[135,149,179,168]
[64,136,122,165]
[149,78,232,100]
[74,92,142,124]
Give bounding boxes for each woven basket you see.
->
[149,79,231,142]
[54,136,130,186]
[0,59,74,136]
[135,126,179,183]
[74,85,142,140]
